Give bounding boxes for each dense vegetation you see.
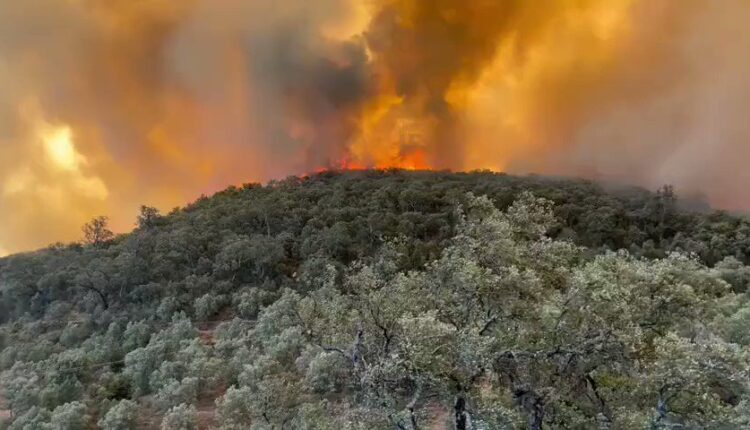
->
[1,170,749,429]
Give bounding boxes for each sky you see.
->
[1,0,749,255]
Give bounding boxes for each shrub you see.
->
[49,401,89,430]
[8,407,51,430]
[194,294,227,320]
[160,403,198,430]
[215,386,253,429]
[231,288,275,319]
[98,399,138,430]
[155,378,199,411]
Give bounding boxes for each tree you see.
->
[7,406,51,430]
[194,294,227,320]
[137,206,161,229]
[160,403,197,430]
[98,399,138,430]
[3,171,750,430]
[49,401,89,430]
[82,216,114,246]
[255,193,747,429]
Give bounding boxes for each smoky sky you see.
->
[0,0,372,253]
[1,0,750,254]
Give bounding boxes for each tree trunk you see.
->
[514,388,544,430]
[454,395,470,430]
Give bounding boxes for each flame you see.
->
[339,0,639,172]
[379,148,429,171]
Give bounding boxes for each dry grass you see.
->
[423,402,450,430]
[0,393,10,421]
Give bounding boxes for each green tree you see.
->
[49,401,89,430]
[98,399,138,430]
[160,403,197,430]
[82,216,114,246]
[137,206,162,229]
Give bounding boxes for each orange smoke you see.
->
[1,0,750,254]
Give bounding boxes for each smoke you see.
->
[482,0,750,211]
[0,0,371,252]
[0,0,749,253]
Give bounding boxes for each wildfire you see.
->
[386,149,428,171]
[313,149,428,174]
[336,0,638,173]
[1,0,749,254]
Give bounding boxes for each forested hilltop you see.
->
[1,170,749,429]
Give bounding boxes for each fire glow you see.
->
[1,0,749,254]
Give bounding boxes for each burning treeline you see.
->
[1,0,750,253]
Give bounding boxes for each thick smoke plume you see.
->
[0,0,749,253]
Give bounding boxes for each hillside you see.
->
[1,170,749,429]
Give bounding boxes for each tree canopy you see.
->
[1,170,749,429]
